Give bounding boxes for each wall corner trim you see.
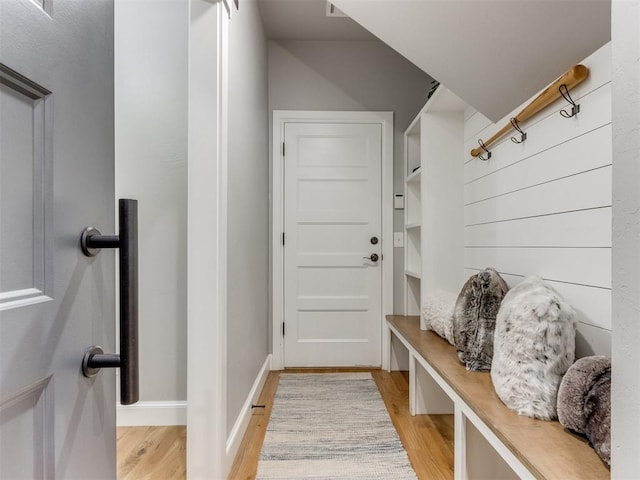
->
[226,354,272,462]
[117,401,187,426]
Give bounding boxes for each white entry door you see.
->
[284,122,383,367]
[1,1,117,478]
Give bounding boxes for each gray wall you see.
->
[115,0,188,406]
[268,40,434,315]
[226,1,270,435]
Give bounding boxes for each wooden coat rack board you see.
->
[470,64,589,158]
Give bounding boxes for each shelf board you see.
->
[405,223,421,231]
[406,168,421,183]
[405,270,422,280]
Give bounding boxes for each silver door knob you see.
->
[363,253,379,262]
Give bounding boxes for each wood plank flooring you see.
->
[228,369,454,480]
[116,370,454,480]
[117,426,186,480]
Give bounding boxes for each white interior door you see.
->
[284,122,382,367]
[0,1,116,478]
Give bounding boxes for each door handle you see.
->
[363,253,379,262]
[80,199,139,406]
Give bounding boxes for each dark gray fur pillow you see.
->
[557,355,611,465]
[452,268,509,371]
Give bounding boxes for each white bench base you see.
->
[386,315,609,480]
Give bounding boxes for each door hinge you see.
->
[282,142,285,156]
[282,322,285,336]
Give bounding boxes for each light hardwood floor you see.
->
[117,370,454,480]
[228,369,454,480]
[117,425,186,480]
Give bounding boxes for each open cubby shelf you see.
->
[403,87,467,322]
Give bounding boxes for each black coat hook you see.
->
[510,117,527,144]
[559,84,580,118]
[477,139,491,161]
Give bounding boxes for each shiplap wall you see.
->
[462,43,612,358]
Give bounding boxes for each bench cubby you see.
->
[387,315,610,480]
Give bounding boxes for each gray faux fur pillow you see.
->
[422,290,456,345]
[557,356,611,465]
[491,276,577,420]
[452,268,509,371]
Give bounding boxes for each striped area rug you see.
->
[256,373,417,479]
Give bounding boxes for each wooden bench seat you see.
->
[386,315,610,480]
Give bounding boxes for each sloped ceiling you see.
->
[331,0,611,121]
[258,0,376,41]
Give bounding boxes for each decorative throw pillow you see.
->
[491,276,577,420]
[557,356,611,465]
[422,290,457,345]
[452,268,509,371]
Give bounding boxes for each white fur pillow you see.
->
[491,276,577,420]
[422,290,456,345]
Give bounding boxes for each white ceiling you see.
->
[258,0,611,121]
[257,0,376,41]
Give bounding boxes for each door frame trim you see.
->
[271,110,394,370]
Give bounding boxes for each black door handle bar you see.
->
[80,199,139,405]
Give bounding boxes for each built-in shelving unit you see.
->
[403,112,422,316]
[403,86,468,327]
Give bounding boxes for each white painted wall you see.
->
[187,1,228,477]
[611,1,640,475]
[463,43,612,359]
[226,0,270,436]
[115,0,188,423]
[268,40,434,316]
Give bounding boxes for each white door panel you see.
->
[1,1,116,478]
[284,122,382,367]
[297,224,368,253]
[297,311,372,339]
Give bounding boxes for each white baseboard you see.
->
[225,354,272,462]
[117,401,187,426]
